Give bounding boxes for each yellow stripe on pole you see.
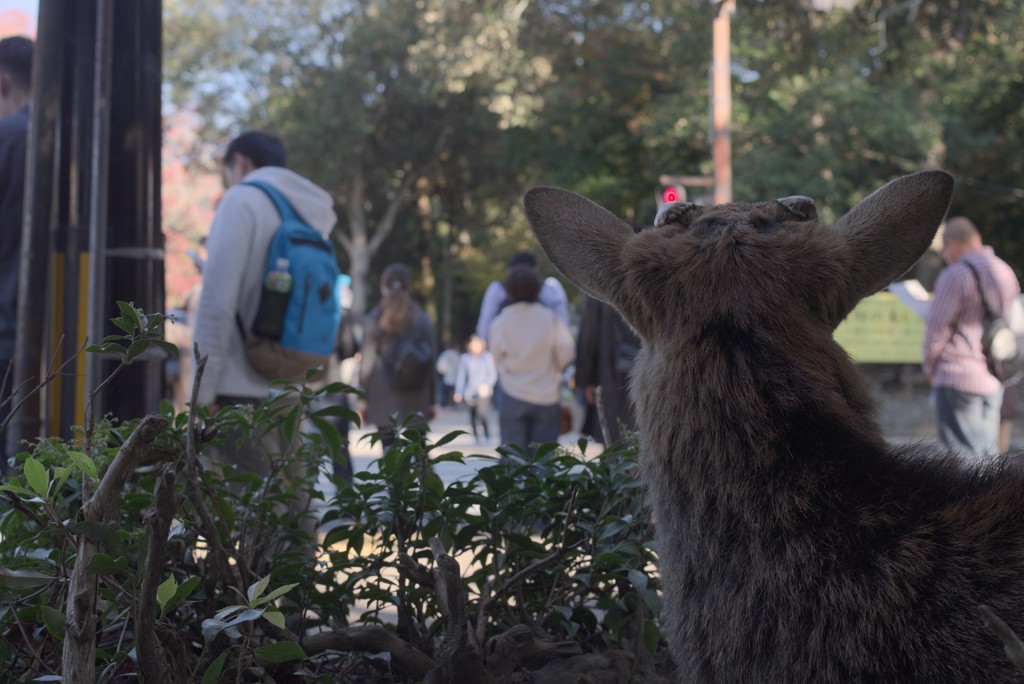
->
[48,252,65,437]
[75,252,90,428]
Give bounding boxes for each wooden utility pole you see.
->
[711,0,734,204]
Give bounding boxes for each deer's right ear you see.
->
[832,170,954,323]
[523,186,632,303]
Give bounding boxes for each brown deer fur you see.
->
[524,171,1024,682]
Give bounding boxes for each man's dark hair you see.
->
[504,264,542,304]
[508,251,537,269]
[0,36,33,92]
[224,131,287,169]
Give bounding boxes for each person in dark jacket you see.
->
[0,36,32,476]
[574,295,639,446]
[359,263,436,451]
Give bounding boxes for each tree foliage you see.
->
[163,0,1024,337]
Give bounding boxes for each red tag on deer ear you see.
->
[318,283,332,303]
[663,188,680,203]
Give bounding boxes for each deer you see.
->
[523,171,1024,682]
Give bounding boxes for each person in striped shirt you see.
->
[923,216,1020,458]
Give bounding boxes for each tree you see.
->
[164,0,1024,316]
[164,0,552,315]
[727,0,1024,263]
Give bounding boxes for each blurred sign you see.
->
[834,292,923,364]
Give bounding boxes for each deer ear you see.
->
[833,170,954,314]
[523,186,633,303]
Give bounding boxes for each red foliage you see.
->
[0,10,35,38]
[162,116,220,308]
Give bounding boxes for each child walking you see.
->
[454,335,498,443]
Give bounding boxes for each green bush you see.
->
[0,304,664,682]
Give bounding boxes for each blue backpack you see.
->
[239,180,344,382]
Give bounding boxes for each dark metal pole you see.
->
[85,0,114,409]
[97,0,164,420]
[8,0,65,456]
[9,0,164,454]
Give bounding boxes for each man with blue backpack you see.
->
[193,131,342,549]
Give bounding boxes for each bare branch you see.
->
[397,552,434,589]
[301,625,436,679]
[135,465,180,683]
[0,337,88,437]
[83,415,168,523]
[183,344,243,589]
[63,413,168,683]
[367,169,419,254]
[483,538,586,614]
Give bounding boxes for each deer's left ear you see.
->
[524,187,633,305]
[833,170,954,320]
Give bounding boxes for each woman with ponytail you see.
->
[359,263,437,450]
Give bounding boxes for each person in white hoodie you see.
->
[489,264,575,457]
[193,131,337,531]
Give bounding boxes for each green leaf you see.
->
[0,483,37,498]
[39,605,65,639]
[533,441,559,460]
[592,551,624,568]
[201,618,229,642]
[23,457,49,497]
[67,450,98,479]
[254,640,306,663]
[84,553,131,577]
[223,608,264,629]
[317,381,357,395]
[263,610,285,629]
[213,605,246,622]
[170,576,201,611]
[310,403,359,421]
[627,568,648,592]
[152,340,180,358]
[126,339,150,361]
[642,617,662,654]
[0,567,53,590]
[52,466,71,492]
[430,430,466,448]
[201,650,229,684]
[86,342,127,357]
[322,524,352,549]
[423,471,445,500]
[431,451,466,464]
[156,575,177,613]
[310,416,341,459]
[110,317,133,334]
[281,405,301,444]
[116,301,143,331]
[247,575,272,604]
[67,521,125,556]
[347,531,365,557]
[252,582,299,607]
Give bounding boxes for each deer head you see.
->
[523,171,954,344]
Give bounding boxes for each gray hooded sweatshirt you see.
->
[192,166,337,405]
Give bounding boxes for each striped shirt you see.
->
[923,247,1020,395]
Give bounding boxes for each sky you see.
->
[0,0,37,37]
